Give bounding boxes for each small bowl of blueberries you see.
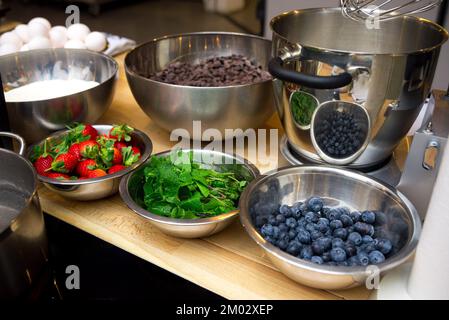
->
[239,165,421,290]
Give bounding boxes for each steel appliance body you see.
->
[0,132,48,299]
[269,8,448,169]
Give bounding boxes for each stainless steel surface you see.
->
[0,49,118,144]
[119,149,260,238]
[125,32,275,139]
[279,135,403,187]
[27,125,153,201]
[239,166,421,290]
[341,0,443,22]
[0,131,26,156]
[0,132,48,299]
[270,7,448,169]
[397,90,449,219]
[310,100,371,165]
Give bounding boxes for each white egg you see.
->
[14,24,31,43]
[28,17,51,30]
[50,25,67,37]
[0,43,19,56]
[0,32,23,48]
[27,37,52,50]
[67,23,90,41]
[84,31,106,52]
[28,21,49,38]
[20,44,30,52]
[64,39,87,49]
[49,27,67,48]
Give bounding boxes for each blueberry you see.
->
[363,243,377,253]
[369,250,386,264]
[296,229,311,244]
[311,256,324,265]
[347,232,363,246]
[332,238,345,249]
[374,211,387,226]
[344,244,357,257]
[299,203,308,214]
[358,252,370,266]
[330,247,347,262]
[279,205,290,216]
[300,246,313,260]
[340,214,353,227]
[354,222,374,236]
[285,217,297,229]
[288,229,297,240]
[327,209,341,221]
[264,236,276,245]
[305,223,317,233]
[267,215,277,226]
[317,217,330,230]
[333,228,348,240]
[277,239,289,250]
[330,220,343,230]
[348,256,360,266]
[322,251,331,262]
[307,197,324,213]
[375,238,393,255]
[286,241,302,255]
[313,237,332,254]
[362,235,374,244]
[350,211,361,223]
[311,230,324,241]
[260,224,274,237]
[272,226,280,239]
[278,223,288,233]
[347,226,355,233]
[322,207,331,216]
[337,207,351,216]
[361,211,376,224]
[305,212,318,223]
[275,214,286,224]
[337,261,349,267]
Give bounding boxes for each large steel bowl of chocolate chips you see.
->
[125,32,275,139]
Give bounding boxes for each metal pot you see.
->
[269,8,448,169]
[0,132,48,299]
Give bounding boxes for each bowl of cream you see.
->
[0,48,118,143]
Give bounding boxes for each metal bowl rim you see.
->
[239,165,421,276]
[310,100,372,166]
[1,48,119,103]
[124,31,273,89]
[26,124,153,185]
[119,148,260,226]
[269,7,449,56]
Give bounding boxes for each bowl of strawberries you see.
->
[28,123,153,201]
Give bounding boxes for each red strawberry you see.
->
[46,172,71,180]
[51,153,78,173]
[87,169,107,179]
[108,164,126,174]
[68,143,81,160]
[114,141,128,151]
[34,155,53,175]
[112,147,123,165]
[131,146,141,156]
[76,159,97,177]
[79,140,99,159]
[82,124,98,141]
[109,124,134,142]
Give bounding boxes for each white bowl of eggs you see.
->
[0,17,108,56]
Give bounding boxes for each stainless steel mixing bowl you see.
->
[27,125,153,201]
[0,49,118,144]
[239,166,421,290]
[125,32,274,139]
[119,149,260,238]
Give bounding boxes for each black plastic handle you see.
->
[268,57,353,90]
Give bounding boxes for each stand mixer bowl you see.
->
[269,7,448,169]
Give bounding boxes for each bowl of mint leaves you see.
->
[119,149,259,238]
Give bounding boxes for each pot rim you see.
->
[270,7,449,56]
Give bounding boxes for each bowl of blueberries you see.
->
[239,166,421,290]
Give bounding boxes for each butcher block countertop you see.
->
[38,53,372,300]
